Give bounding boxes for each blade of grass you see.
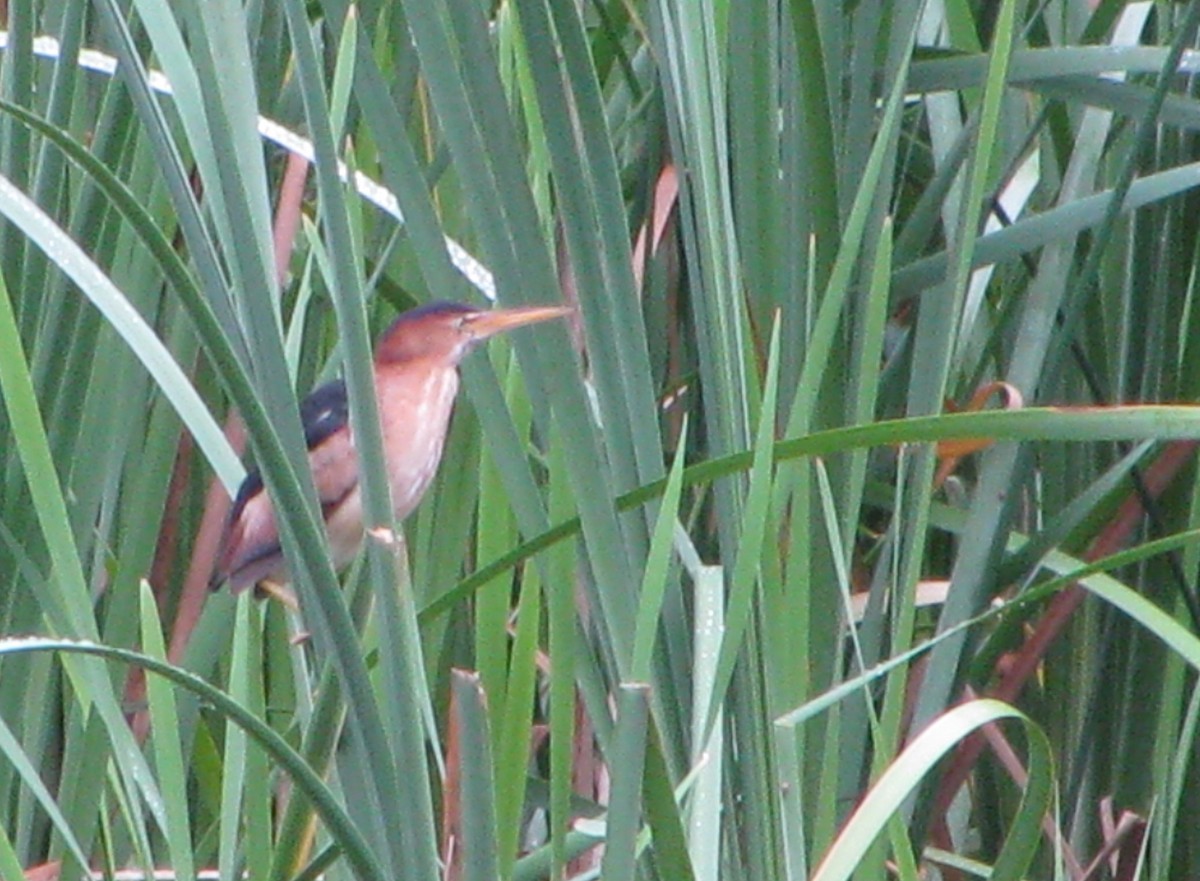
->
[601,684,652,881]
[425,405,1200,621]
[808,700,1051,881]
[140,584,195,881]
[452,671,503,881]
[0,637,388,881]
[281,3,438,877]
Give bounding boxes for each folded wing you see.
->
[213,379,359,593]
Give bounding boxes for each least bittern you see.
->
[211,300,571,594]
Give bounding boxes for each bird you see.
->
[211,300,572,595]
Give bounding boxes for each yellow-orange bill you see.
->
[466,304,573,340]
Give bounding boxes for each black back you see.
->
[227,378,350,523]
[300,378,350,450]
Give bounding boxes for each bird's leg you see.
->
[255,579,299,612]
[257,581,313,645]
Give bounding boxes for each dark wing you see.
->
[212,378,357,592]
[229,466,262,520]
[300,378,358,513]
[301,378,349,451]
[219,380,348,528]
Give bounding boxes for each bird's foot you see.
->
[256,579,299,611]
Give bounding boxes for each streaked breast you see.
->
[375,363,461,521]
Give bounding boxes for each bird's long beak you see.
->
[466,303,573,340]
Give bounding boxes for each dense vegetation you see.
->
[4,1,1200,879]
